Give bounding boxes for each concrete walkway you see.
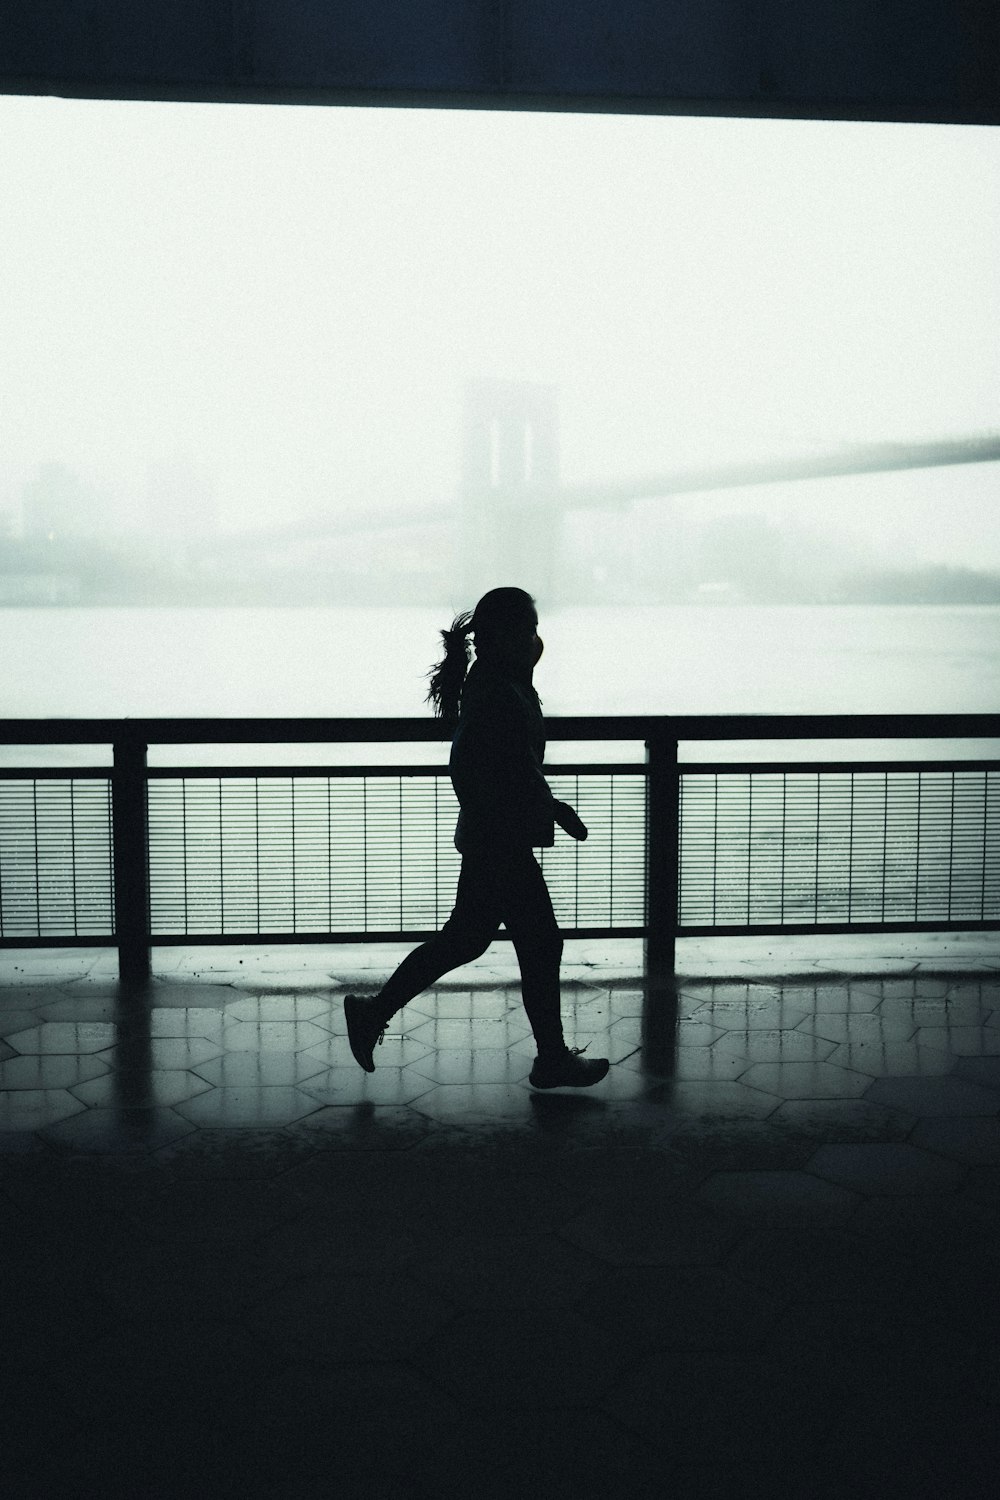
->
[2,936,999,1497]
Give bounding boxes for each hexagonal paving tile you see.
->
[189,1049,329,1087]
[217,1019,333,1053]
[675,1021,726,1046]
[877,995,993,1028]
[906,1115,1000,1164]
[0,1052,110,1090]
[793,1011,918,1044]
[0,1012,47,1040]
[771,1098,917,1145]
[849,978,954,1003]
[823,1040,956,1077]
[864,1075,1000,1115]
[223,994,330,1023]
[713,1029,838,1063]
[407,1047,534,1085]
[172,1085,324,1127]
[409,1082,534,1122]
[795,984,882,1014]
[153,1126,318,1177]
[144,1007,227,1039]
[608,988,650,1017]
[40,1105,196,1154]
[37,997,118,1023]
[690,999,814,1031]
[406,1016,534,1049]
[405,989,512,1020]
[301,1033,432,1069]
[298,1064,438,1107]
[288,1105,431,1150]
[806,1142,967,1196]
[0,1087,87,1131]
[737,1061,874,1099]
[953,1054,1000,1091]
[913,1024,1000,1057]
[662,1080,783,1118]
[69,1070,216,1110]
[696,1169,858,1225]
[98,1035,223,1071]
[3,1021,117,1054]
[619,1045,745,1083]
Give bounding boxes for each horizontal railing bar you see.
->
[0,935,116,947]
[677,920,1000,936]
[0,768,113,780]
[3,759,996,780]
[1,712,997,745]
[143,763,648,779]
[681,761,1000,775]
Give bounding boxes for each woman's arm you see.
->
[452,679,587,840]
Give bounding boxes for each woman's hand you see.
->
[554,800,588,841]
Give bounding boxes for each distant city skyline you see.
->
[1,96,998,569]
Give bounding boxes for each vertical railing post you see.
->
[112,730,151,985]
[645,726,679,981]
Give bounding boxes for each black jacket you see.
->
[449,661,556,852]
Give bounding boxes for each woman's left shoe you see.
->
[529,1045,610,1089]
[344,993,389,1073]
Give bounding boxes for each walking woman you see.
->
[344,587,609,1089]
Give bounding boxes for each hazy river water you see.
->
[1,603,998,765]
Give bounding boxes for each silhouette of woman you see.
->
[344,586,610,1089]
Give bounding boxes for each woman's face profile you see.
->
[480,614,542,673]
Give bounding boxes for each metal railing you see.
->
[1,714,997,982]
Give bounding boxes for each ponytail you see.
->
[425,611,474,723]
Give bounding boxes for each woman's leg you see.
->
[499,851,610,1088]
[494,850,567,1059]
[373,852,501,1021]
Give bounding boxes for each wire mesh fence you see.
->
[1,723,998,958]
[0,775,114,939]
[678,764,1000,929]
[144,767,647,937]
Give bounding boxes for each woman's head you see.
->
[425,586,541,721]
[470,587,541,670]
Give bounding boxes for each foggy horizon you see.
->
[1,94,998,587]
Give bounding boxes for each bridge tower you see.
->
[459,378,562,603]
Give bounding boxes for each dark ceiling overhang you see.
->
[1,1,998,124]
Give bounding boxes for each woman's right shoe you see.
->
[344,993,388,1073]
[529,1045,610,1090]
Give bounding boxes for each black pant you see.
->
[376,845,566,1056]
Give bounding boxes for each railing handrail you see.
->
[0,712,997,745]
[3,712,998,981]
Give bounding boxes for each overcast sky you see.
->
[1,96,998,548]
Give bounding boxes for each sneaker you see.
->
[344,993,389,1073]
[529,1044,610,1090]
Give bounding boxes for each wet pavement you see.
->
[2,934,1000,1497]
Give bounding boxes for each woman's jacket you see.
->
[449,660,556,853]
